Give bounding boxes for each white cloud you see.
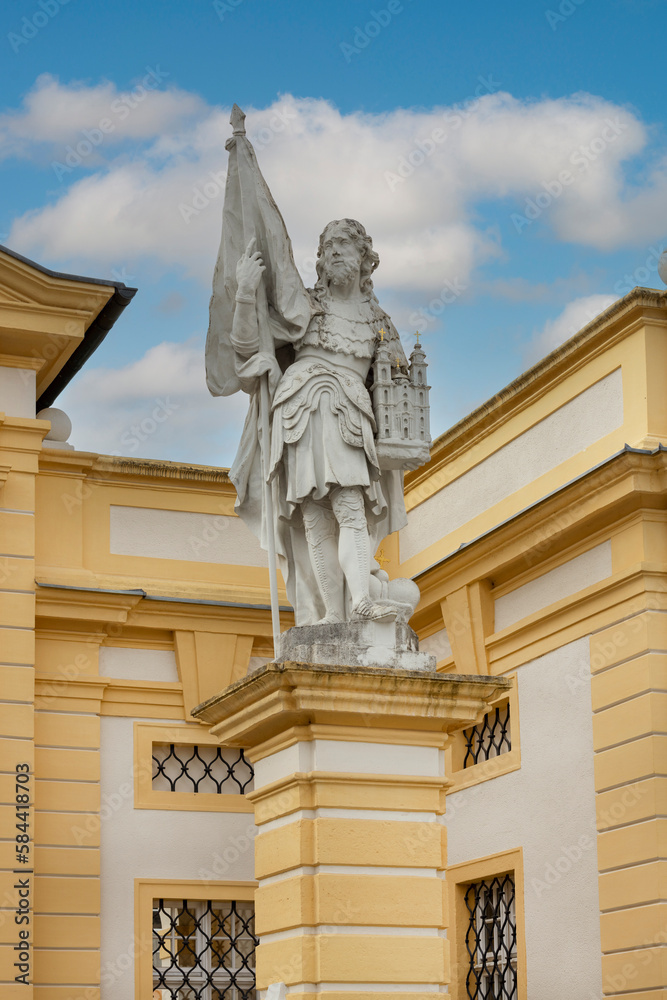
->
[58,339,247,467]
[5,85,667,300]
[0,72,205,160]
[525,294,617,365]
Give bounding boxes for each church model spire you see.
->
[371,331,431,469]
[409,332,430,444]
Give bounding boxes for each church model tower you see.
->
[371,330,431,468]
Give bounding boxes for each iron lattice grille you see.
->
[464,875,517,1000]
[153,898,257,1000]
[152,744,254,794]
[462,703,511,768]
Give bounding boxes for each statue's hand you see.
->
[236,237,265,298]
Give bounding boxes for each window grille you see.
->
[152,744,254,794]
[464,875,517,1000]
[462,703,511,768]
[153,898,257,1000]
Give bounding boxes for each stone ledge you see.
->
[192,659,512,748]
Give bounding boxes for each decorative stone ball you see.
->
[386,576,421,614]
[658,250,667,287]
[37,407,72,442]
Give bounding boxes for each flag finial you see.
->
[230,104,246,136]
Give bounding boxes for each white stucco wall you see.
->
[100,716,256,999]
[98,644,602,997]
[249,655,271,673]
[494,540,612,631]
[0,365,35,418]
[109,505,268,566]
[419,627,451,661]
[98,647,179,682]
[401,368,623,562]
[253,739,442,790]
[445,637,602,998]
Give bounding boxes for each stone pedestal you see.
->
[193,661,510,1000]
[276,620,436,671]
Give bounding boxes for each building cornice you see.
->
[405,286,667,500]
[413,446,667,624]
[38,450,233,488]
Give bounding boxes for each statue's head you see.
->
[315,219,379,295]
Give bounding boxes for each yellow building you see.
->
[0,242,665,999]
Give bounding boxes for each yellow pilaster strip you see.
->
[591,608,667,996]
[0,416,47,1000]
[440,580,493,674]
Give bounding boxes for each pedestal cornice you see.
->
[192,659,511,748]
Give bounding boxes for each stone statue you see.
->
[206,106,431,640]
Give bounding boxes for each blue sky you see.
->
[1,0,666,465]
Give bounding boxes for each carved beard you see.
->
[326,258,358,286]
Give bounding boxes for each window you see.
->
[464,875,517,1000]
[448,850,525,1000]
[152,744,254,795]
[153,898,257,1000]
[446,681,520,793]
[134,723,255,813]
[462,702,511,768]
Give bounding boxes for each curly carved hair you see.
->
[313,218,380,300]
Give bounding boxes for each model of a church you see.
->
[371,330,431,468]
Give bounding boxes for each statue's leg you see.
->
[301,497,345,624]
[330,487,397,622]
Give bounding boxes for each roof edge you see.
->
[36,284,137,409]
[0,242,134,291]
[0,243,138,409]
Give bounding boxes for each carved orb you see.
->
[658,250,667,287]
[386,577,420,615]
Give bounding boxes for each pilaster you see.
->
[194,661,510,999]
[591,600,667,997]
[0,414,48,999]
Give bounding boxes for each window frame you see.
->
[447,848,527,1000]
[135,878,257,999]
[134,722,255,814]
[445,675,521,792]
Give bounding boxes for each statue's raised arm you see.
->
[206,106,432,638]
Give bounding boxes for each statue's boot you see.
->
[302,498,345,624]
[331,487,397,623]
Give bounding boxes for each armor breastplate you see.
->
[301,303,379,360]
